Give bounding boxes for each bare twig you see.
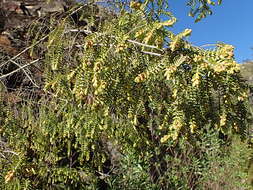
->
[141,50,162,56]
[65,29,93,34]
[200,44,217,48]
[68,4,85,17]
[3,150,19,156]
[0,152,6,159]
[75,42,163,56]
[0,140,7,146]
[65,18,167,58]
[10,60,39,88]
[0,35,48,69]
[75,40,163,56]
[127,39,163,51]
[0,59,40,80]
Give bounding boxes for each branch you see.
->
[3,150,19,156]
[141,50,162,56]
[65,29,93,34]
[127,39,163,51]
[68,27,164,52]
[0,59,40,80]
[200,44,217,48]
[0,35,48,69]
[10,60,39,88]
[0,152,6,159]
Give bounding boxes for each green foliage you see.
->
[107,128,252,189]
[66,8,248,143]
[187,0,223,22]
[1,101,105,189]
[0,0,251,189]
[123,0,223,22]
[200,136,252,190]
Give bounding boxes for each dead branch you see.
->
[0,35,48,69]
[0,59,40,80]
[10,60,39,88]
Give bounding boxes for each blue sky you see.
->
[168,0,253,63]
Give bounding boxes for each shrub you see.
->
[0,0,251,189]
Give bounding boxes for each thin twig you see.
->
[200,44,217,48]
[10,60,39,88]
[65,29,93,34]
[127,39,163,51]
[0,59,40,80]
[68,4,85,17]
[75,41,163,56]
[3,150,19,156]
[0,152,6,159]
[0,35,48,68]
[66,25,165,55]
[0,139,7,146]
[141,50,162,56]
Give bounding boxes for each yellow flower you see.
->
[192,72,201,87]
[193,55,203,62]
[201,62,209,68]
[155,36,164,48]
[172,118,183,131]
[180,28,192,37]
[134,72,147,83]
[130,1,142,10]
[172,89,178,98]
[161,134,170,143]
[5,170,14,183]
[143,30,155,44]
[164,66,177,80]
[85,40,94,49]
[171,132,179,141]
[169,37,181,51]
[94,81,106,95]
[92,77,98,88]
[218,44,234,59]
[161,17,177,27]
[190,121,197,133]
[227,61,240,74]
[238,91,248,101]
[116,44,127,52]
[135,28,146,38]
[233,122,239,132]
[213,64,225,73]
[220,113,227,127]
[133,115,138,125]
